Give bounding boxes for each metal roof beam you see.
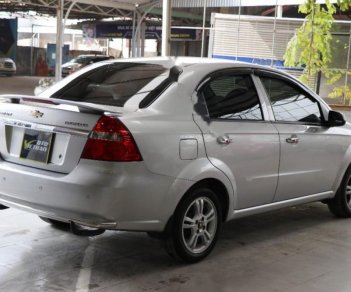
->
[66,0,135,11]
[6,0,135,18]
[140,6,203,21]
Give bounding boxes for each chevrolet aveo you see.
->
[0,57,350,262]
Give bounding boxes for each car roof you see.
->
[97,56,295,82]
[61,56,298,89]
[77,54,109,58]
[101,56,286,73]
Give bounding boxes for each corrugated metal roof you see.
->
[171,0,241,8]
[170,0,335,8]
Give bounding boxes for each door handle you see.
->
[286,135,299,144]
[217,135,232,145]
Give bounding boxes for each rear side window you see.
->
[199,74,263,120]
[52,63,167,107]
[260,76,322,124]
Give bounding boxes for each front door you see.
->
[258,75,348,201]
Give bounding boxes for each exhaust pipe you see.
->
[69,221,105,236]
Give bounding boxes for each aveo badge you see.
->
[20,129,53,163]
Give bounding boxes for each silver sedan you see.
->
[0,57,350,262]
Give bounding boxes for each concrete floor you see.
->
[2,204,351,292]
[1,76,351,291]
[0,76,42,95]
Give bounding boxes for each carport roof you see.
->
[1,0,333,20]
[0,0,155,19]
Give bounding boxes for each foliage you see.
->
[284,0,335,84]
[337,0,351,11]
[284,0,351,103]
[328,85,351,102]
[327,70,351,103]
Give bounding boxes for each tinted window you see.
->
[52,63,167,107]
[261,77,322,124]
[199,74,263,120]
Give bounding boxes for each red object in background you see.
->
[35,55,49,76]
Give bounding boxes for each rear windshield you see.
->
[51,63,167,106]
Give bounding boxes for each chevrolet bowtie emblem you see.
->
[31,110,44,118]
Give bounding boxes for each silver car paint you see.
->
[252,71,351,202]
[0,101,99,173]
[272,123,349,201]
[1,57,351,231]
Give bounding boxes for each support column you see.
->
[201,0,208,58]
[136,11,141,57]
[277,5,283,18]
[30,24,34,76]
[161,0,171,57]
[55,0,64,82]
[141,22,146,57]
[345,26,351,105]
[132,8,137,57]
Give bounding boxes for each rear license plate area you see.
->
[20,129,53,163]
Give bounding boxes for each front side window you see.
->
[199,74,263,120]
[51,63,167,107]
[260,76,322,124]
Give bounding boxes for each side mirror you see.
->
[328,110,346,127]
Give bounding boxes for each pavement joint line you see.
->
[75,240,96,292]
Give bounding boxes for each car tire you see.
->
[328,167,351,218]
[39,216,70,229]
[164,187,222,263]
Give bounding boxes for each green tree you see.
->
[284,0,351,103]
[284,0,335,84]
[337,0,351,11]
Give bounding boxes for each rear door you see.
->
[193,69,280,209]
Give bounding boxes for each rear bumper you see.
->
[0,159,182,231]
[0,197,117,229]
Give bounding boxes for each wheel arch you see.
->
[182,178,230,222]
[160,158,235,233]
[332,145,351,193]
[162,177,232,236]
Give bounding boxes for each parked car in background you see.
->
[0,57,16,76]
[61,54,113,77]
[0,57,351,263]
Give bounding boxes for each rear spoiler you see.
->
[0,94,123,114]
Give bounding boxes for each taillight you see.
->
[81,116,142,162]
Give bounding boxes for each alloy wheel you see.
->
[181,197,218,254]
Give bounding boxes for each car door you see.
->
[193,69,280,209]
[257,72,348,202]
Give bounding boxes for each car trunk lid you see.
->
[0,95,124,173]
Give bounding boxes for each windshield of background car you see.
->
[51,63,167,107]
